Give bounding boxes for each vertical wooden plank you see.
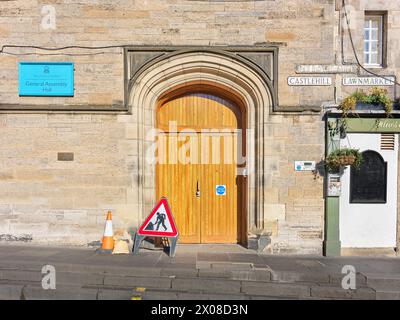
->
[200,133,238,243]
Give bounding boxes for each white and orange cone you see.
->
[101,211,114,251]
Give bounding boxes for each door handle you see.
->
[196,180,200,197]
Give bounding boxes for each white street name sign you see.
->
[288,76,332,86]
[342,76,395,86]
[296,64,358,74]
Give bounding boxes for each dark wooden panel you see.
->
[350,150,387,203]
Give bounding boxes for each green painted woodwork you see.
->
[344,118,400,133]
[324,115,400,256]
[324,118,342,256]
[324,197,341,256]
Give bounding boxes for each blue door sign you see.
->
[216,185,226,196]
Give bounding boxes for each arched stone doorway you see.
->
[156,82,247,243]
[128,50,273,246]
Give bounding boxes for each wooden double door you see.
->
[156,90,245,243]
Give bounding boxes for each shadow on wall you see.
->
[313,160,327,198]
[313,160,326,180]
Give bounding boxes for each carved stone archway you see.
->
[127,50,273,241]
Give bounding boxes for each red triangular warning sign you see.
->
[138,197,178,237]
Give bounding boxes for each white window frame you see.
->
[364,14,384,68]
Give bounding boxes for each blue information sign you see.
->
[18,62,74,97]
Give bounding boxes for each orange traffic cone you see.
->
[101,211,114,251]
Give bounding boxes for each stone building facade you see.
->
[0,0,399,255]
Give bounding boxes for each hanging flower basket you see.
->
[325,148,363,173]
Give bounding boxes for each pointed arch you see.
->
[127,50,273,237]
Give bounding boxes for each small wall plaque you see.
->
[328,174,341,197]
[295,161,316,171]
[57,152,74,161]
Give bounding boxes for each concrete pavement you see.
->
[0,244,399,300]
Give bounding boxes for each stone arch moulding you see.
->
[127,49,274,242]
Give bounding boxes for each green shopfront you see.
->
[325,113,400,256]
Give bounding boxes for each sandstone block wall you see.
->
[0,113,142,245]
[0,0,336,109]
[0,112,325,252]
[261,115,325,254]
[4,0,395,253]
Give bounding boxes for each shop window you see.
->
[364,12,387,68]
[350,150,387,203]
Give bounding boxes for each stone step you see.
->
[171,277,242,294]
[2,264,399,301]
[0,283,99,300]
[241,281,311,298]
[0,269,107,287]
[364,273,400,290]
[1,261,380,289]
[0,282,137,300]
[197,268,271,281]
[309,285,376,300]
[0,261,329,283]
[0,262,270,282]
[102,274,173,290]
[270,270,330,284]
[0,263,312,286]
[137,289,249,301]
[131,287,298,301]
[21,285,99,300]
[328,272,368,286]
[0,284,25,300]
[98,288,134,300]
[0,269,43,283]
[0,261,164,277]
[94,277,326,298]
[375,290,400,300]
[0,277,382,300]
